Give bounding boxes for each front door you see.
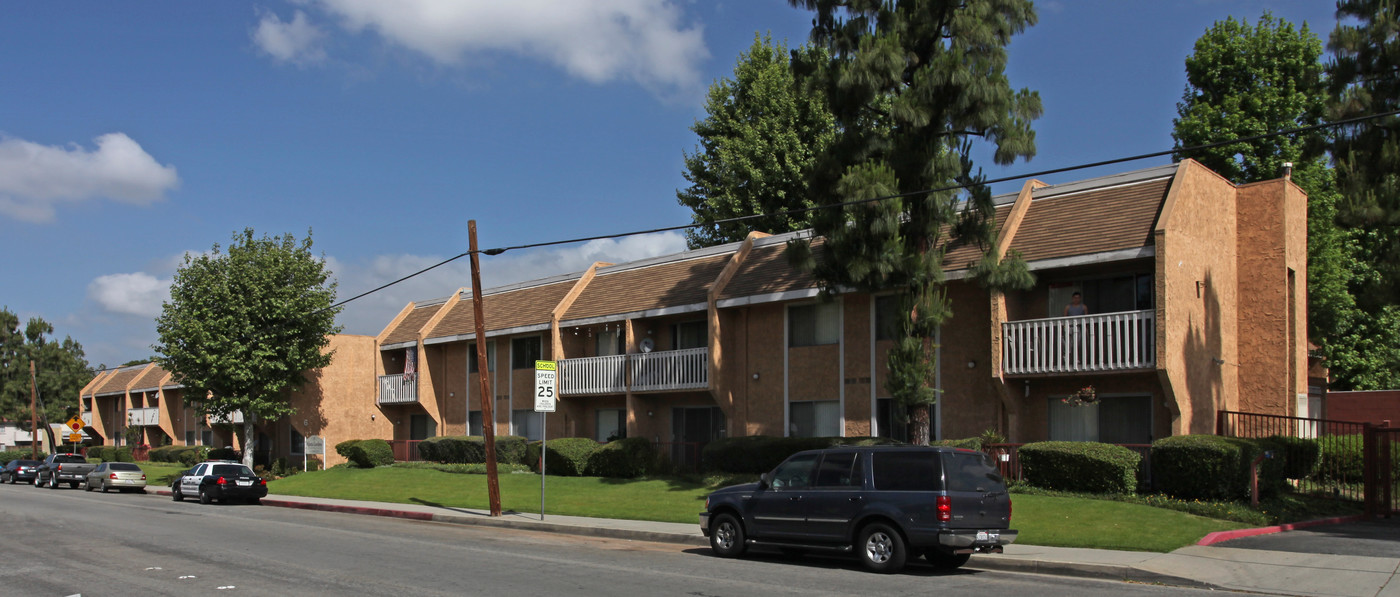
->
[672,406,724,468]
[410,414,436,441]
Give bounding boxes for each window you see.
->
[872,451,939,491]
[596,330,622,356]
[813,452,862,488]
[874,295,902,341]
[596,408,625,442]
[1047,395,1152,444]
[185,431,196,446]
[410,414,437,441]
[789,302,839,347]
[1050,273,1154,317]
[200,428,213,447]
[789,400,840,437]
[290,427,305,455]
[511,336,542,370]
[468,340,496,373]
[944,452,1002,492]
[468,411,483,436]
[672,320,707,350]
[769,453,819,490]
[513,409,542,441]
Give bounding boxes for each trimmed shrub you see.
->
[417,435,530,465]
[85,446,113,462]
[934,437,983,451]
[1255,435,1320,480]
[1152,435,1281,501]
[0,449,46,463]
[112,446,135,463]
[1019,441,1140,494]
[701,436,902,474]
[148,445,207,466]
[537,437,600,476]
[336,439,394,468]
[585,437,655,478]
[1313,434,1365,483]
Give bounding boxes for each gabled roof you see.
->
[563,252,733,322]
[719,236,820,301]
[380,299,450,346]
[91,365,147,397]
[129,365,168,393]
[426,278,579,341]
[1009,171,1172,263]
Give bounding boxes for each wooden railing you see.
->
[560,354,627,395]
[127,407,160,427]
[1002,309,1155,375]
[378,374,419,405]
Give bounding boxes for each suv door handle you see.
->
[848,496,862,503]
[789,495,802,501]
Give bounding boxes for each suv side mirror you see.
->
[758,472,771,490]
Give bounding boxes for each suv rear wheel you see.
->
[857,522,907,573]
[709,513,747,558]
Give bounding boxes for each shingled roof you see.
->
[564,252,734,322]
[1009,174,1171,263]
[91,365,147,396]
[129,365,169,393]
[380,300,449,346]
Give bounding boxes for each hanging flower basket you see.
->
[1062,385,1098,406]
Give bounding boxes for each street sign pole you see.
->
[535,360,557,521]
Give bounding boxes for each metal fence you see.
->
[1366,428,1398,516]
[652,441,703,472]
[1215,410,1372,503]
[388,440,424,462]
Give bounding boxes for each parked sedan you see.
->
[84,462,147,493]
[1,459,42,484]
[171,461,267,505]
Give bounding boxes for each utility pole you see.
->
[469,220,502,517]
[30,361,38,460]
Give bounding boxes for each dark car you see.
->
[171,461,267,505]
[1,459,42,484]
[700,445,1016,573]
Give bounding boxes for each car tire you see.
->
[199,487,212,505]
[101,481,110,493]
[708,513,747,558]
[249,497,261,505]
[857,522,907,574]
[49,476,59,489]
[85,482,94,492]
[172,486,183,501]
[926,550,971,570]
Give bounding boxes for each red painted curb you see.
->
[1197,514,1367,546]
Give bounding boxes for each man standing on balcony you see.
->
[1063,292,1088,317]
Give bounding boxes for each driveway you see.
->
[1213,516,1400,558]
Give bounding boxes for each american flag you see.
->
[404,347,417,381]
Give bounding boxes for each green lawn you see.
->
[137,462,191,486]
[266,466,1249,552]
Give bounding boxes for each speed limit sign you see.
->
[534,361,556,413]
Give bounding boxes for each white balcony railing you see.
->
[560,347,708,396]
[127,407,160,427]
[1002,309,1155,376]
[80,411,93,426]
[378,373,419,405]
[209,411,245,425]
[561,354,627,395]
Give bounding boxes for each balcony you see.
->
[378,373,419,405]
[1002,309,1155,376]
[209,411,245,425]
[80,411,92,426]
[127,407,160,427]
[561,347,708,396]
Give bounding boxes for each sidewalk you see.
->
[161,490,1400,596]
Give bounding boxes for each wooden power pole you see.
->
[469,220,503,517]
[30,360,38,460]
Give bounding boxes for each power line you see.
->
[337,108,1399,309]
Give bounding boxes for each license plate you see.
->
[976,531,998,542]
[236,480,252,486]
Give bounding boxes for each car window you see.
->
[191,464,206,476]
[93,464,107,472]
[108,463,142,472]
[813,452,861,488]
[211,464,254,476]
[944,451,1003,492]
[871,451,940,491]
[769,453,819,490]
[55,455,87,463]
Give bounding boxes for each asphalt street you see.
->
[1213,516,1400,558]
[0,482,1223,597]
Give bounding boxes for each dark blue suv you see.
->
[700,445,1016,573]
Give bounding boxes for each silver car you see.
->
[84,462,147,493]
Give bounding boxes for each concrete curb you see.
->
[966,559,1215,590]
[1196,514,1368,546]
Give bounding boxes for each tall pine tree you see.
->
[786,0,1040,444]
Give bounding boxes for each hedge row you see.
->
[526,437,600,476]
[1151,435,1286,501]
[0,449,46,463]
[1019,441,1140,494]
[582,437,654,478]
[416,435,531,466]
[335,439,395,468]
[148,445,210,466]
[84,446,136,463]
[700,436,902,474]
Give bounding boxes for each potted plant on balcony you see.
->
[1062,385,1098,407]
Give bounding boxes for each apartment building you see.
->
[78,159,1308,465]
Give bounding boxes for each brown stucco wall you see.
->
[1155,160,1239,435]
[285,334,388,467]
[1235,178,1307,417]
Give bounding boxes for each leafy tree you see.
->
[678,34,836,248]
[786,0,1040,444]
[0,308,91,450]
[155,229,341,467]
[1172,13,1400,389]
[1328,0,1400,306]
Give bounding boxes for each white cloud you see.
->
[88,272,171,318]
[329,231,688,336]
[309,0,708,97]
[0,133,180,223]
[252,9,328,66]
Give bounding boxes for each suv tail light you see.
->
[936,495,952,522]
[217,476,228,485]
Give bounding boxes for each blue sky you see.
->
[1,1,1337,370]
